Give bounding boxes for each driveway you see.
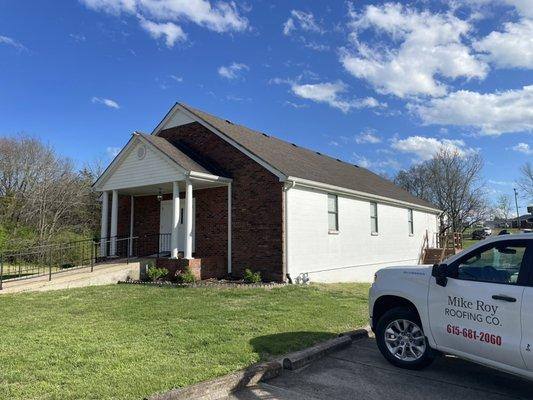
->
[228,337,532,400]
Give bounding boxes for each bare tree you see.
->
[518,162,533,201]
[394,149,487,233]
[394,164,432,202]
[494,194,512,221]
[0,135,99,247]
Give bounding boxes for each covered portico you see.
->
[93,132,232,276]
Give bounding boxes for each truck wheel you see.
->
[375,307,434,370]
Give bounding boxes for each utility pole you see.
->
[513,188,520,229]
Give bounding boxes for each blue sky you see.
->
[0,0,532,211]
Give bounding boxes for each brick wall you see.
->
[159,122,284,281]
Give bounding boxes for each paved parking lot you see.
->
[228,337,532,400]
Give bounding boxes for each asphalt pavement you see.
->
[227,337,533,400]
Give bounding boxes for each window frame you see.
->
[327,194,339,233]
[448,239,533,286]
[408,208,414,235]
[370,201,378,235]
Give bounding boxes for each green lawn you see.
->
[0,283,369,400]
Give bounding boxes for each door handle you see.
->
[492,295,517,302]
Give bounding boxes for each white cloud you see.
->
[81,0,248,44]
[391,136,475,160]
[511,142,533,155]
[91,97,120,109]
[0,35,26,51]
[139,19,186,47]
[474,19,533,69]
[355,131,382,144]
[340,3,488,98]
[501,0,533,18]
[170,75,183,82]
[413,85,533,135]
[106,146,121,158]
[283,10,324,36]
[288,81,385,113]
[217,62,249,79]
[353,154,401,170]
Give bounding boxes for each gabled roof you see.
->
[155,103,438,211]
[137,133,212,175]
[93,133,215,190]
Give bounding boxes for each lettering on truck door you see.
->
[427,240,529,369]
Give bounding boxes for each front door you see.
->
[428,240,529,370]
[159,199,195,254]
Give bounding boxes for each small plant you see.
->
[174,267,196,284]
[60,262,75,269]
[243,268,262,284]
[147,266,168,282]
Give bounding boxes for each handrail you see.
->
[0,233,171,289]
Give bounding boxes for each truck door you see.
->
[519,242,533,370]
[428,240,529,369]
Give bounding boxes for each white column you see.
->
[184,179,193,259]
[100,191,109,257]
[227,182,232,274]
[110,189,119,256]
[170,181,180,259]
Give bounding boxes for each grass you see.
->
[0,283,369,400]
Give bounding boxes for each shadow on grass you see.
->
[250,331,338,360]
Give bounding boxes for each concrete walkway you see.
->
[228,337,532,400]
[0,261,140,294]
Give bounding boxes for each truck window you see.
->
[455,243,527,285]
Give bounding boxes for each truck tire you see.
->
[375,307,434,370]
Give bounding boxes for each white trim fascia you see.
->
[93,135,135,190]
[286,176,442,215]
[151,102,178,135]
[152,103,287,181]
[188,171,232,183]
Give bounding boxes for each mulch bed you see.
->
[117,278,288,289]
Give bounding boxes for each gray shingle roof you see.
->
[170,103,438,210]
[137,133,212,175]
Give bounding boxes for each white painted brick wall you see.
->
[287,185,439,283]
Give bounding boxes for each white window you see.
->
[408,209,414,235]
[370,202,378,234]
[328,194,338,232]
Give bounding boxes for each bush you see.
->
[243,268,262,284]
[60,263,75,269]
[147,267,168,282]
[174,268,196,284]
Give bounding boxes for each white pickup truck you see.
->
[369,234,533,380]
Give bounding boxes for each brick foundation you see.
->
[156,256,226,281]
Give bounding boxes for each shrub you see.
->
[60,263,75,269]
[243,268,262,284]
[174,267,196,284]
[147,267,168,282]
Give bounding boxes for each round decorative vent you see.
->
[137,145,146,160]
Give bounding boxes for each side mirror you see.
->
[432,263,448,287]
[432,263,458,287]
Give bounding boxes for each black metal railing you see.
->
[0,233,173,289]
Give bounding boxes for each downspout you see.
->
[283,180,296,283]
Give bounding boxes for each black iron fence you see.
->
[0,233,172,289]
